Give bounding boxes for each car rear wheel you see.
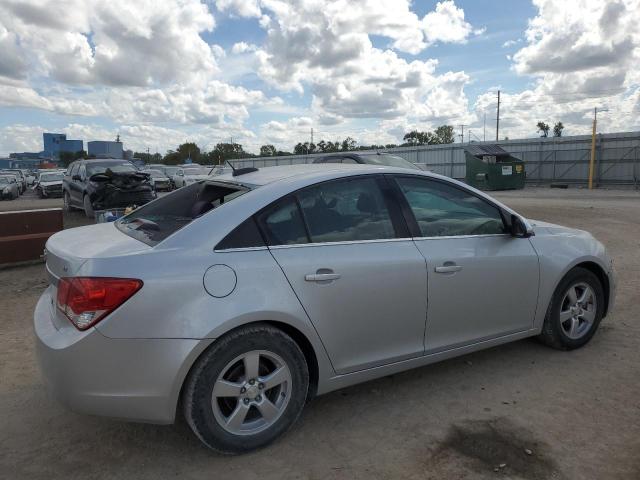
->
[183,325,309,455]
[538,267,604,350]
[82,194,94,218]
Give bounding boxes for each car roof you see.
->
[213,163,431,187]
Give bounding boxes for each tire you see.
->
[183,324,309,455]
[63,191,72,212]
[538,267,605,350]
[83,194,94,218]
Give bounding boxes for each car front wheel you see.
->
[538,267,605,350]
[183,324,309,454]
[83,194,94,218]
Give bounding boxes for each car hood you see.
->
[45,222,150,278]
[529,219,591,238]
[40,180,62,187]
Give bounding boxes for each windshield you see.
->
[0,177,8,185]
[86,162,136,176]
[359,153,420,170]
[40,172,64,182]
[163,167,180,176]
[148,170,166,178]
[116,180,250,246]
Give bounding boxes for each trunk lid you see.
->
[45,222,151,281]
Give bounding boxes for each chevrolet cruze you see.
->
[35,164,615,454]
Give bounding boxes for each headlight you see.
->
[2,187,9,193]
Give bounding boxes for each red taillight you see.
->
[56,277,143,330]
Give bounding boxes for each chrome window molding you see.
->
[214,246,269,253]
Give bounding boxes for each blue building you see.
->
[88,140,123,159]
[43,133,83,158]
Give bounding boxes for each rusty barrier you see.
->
[0,208,63,265]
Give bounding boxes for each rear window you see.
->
[116,181,250,246]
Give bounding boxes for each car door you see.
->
[67,163,82,206]
[259,175,428,374]
[391,175,540,353]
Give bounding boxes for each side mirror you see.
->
[510,214,534,238]
[72,174,82,181]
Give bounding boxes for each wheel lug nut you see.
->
[240,387,246,394]
[256,395,262,401]
[249,379,255,385]
[258,383,264,389]
[243,398,250,405]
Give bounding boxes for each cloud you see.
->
[214,0,262,18]
[254,0,476,125]
[485,0,640,140]
[0,0,217,87]
[422,0,475,45]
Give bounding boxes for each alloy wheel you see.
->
[559,282,597,339]
[211,350,292,436]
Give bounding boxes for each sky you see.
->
[0,0,639,156]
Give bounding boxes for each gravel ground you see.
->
[1,187,639,479]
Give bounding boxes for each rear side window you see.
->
[395,176,506,237]
[297,177,396,243]
[257,197,309,246]
[117,181,249,246]
[216,218,265,250]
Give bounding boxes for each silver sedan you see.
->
[35,164,615,454]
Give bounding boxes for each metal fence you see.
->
[230,131,640,187]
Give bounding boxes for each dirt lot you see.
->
[1,187,639,479]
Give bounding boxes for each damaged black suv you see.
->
[63,159,155,218]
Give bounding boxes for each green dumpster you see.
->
[464,144,525,190]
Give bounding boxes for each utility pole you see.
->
[495,90,501,141]
[483,111,486,141]
[459,124,468,144]
[310,127,314,146]
[589,107,598,189]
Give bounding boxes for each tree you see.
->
[537,121,550,137]
[553,122,564,137]
[58,150,87,167]
[434,125,455,144]
[259,144,277,156]
[134,152,162,164]
[293,142,317,154]
[210,142,248,162]
[176,142,201,163]
[341,137,356,151]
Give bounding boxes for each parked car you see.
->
[63,159,155,218]
[36,164,615,454]
[35,171,64,198]
[147,169,172,192]
[313,152,421,170]
[0,175,19,199]
[0,172,22,195]
[172,166,212,188]
[0,170,25,194]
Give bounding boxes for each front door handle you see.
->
[305,271,341,282]
[435,264,462,273]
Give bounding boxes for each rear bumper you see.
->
[34,288,204,424]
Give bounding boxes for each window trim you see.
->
[254,174,409,248]
[387,173,509,239]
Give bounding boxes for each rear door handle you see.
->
[305,272,341,282]
[435,264,462,273]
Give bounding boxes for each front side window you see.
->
[297,177,396,243]
[395,176,506,237]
